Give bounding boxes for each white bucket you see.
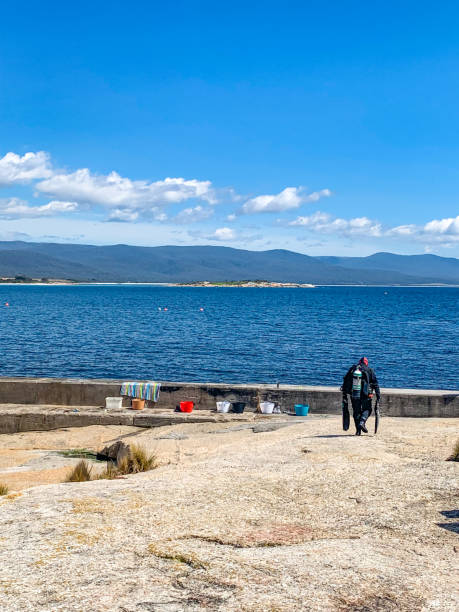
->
[105,397,123,410]
[216,401,231,413]
[260,401,275,414]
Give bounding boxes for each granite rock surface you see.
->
[0,416,458,611]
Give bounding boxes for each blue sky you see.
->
[0,1,458,256]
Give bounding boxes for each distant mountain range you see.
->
[0,241,457,285]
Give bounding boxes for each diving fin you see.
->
[374,399,380,434]
[342,399,350,431]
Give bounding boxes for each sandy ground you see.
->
[0,415,457,611]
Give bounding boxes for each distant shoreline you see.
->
[0,280,77,285]
[0,281,457,288]
[175,281,316,288]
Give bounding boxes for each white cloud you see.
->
[290,212,459,247]
[289,211,331,227]
[0,151,52,186]
[240,187,331,214]
[107,207,169,223]
[0,198,78,219]
[389,216,459,246]
[0,150,222,223]
[389,224,417,236]
[213,227,236,241]
[347,217,382,236]
[188,226,265,244]
[173,205,214,224]
[1,150,457,255]
[189,227,236,241]
[289,211,382,237]
[423,215,459,236]
[107,209,140,222]
[36,168,216,211]
[306,189,332,202]
[40,200,79,213]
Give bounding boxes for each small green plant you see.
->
[0,483,9,496]
[447,439,459,462]
[57,449,98,460]
[117,444,157,475]
[65,460,93,482]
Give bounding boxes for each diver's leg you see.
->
[351,399,362,435]
[359,399,372,433]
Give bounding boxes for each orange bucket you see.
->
[131,399,145,410]
[179,401,194,413]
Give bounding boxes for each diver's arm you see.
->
[370,369,381,400]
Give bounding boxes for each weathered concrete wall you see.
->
[0,404,257,435]
[0,377,457,417]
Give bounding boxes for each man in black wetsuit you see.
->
[342,357,380,435]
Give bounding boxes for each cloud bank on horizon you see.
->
[0,150,458,254]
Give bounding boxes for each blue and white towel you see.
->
[120,382,161,402]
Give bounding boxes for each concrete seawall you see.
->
[0,377,457,418]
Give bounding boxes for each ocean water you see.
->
[0,285,457,390]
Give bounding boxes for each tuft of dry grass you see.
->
[117,444,157,475]
[447,439,459,462]
[65,460,93,482]
[94,462,119,480]
[65,445,157,484]
[4,492,21,502]
[0,483,9,496]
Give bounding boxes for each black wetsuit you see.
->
[343,363,380,433]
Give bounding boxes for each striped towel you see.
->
[120,382,161,402]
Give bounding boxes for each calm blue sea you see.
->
[0,285,457,390]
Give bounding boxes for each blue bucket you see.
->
[294,404,309,416]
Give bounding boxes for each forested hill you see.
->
[0,241,457,285]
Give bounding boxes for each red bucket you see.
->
[179,401,194,413]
